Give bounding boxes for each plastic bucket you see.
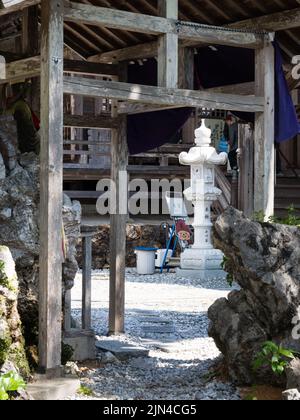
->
[135,247,158,275]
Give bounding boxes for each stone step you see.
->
[138,317,172,324]
[95,338,149,361]
[141,324,176,335]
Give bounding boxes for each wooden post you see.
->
[109,63,128,335]
[179,47,195,143]
[238,124,254,218]
[254,41,275,220]
[39,0,64,375]
[158,0,178,88]
[81,230,92,331]
[109,115,128,335]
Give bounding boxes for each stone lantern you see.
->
[177,119,228,280]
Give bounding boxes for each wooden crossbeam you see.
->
[0,0,40,15]
[90,5,300,64]
[64,114,120,129]
[64,1,266,49]
[63,76,264,113]
[0,56,119,84]
[231,7,300,32]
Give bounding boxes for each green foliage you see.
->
[0,371,26,401]
[252,206,300,227]
[77,386,94,397]
[269,205,300,227]
[221,256,235,287]
[253,341,295,376]
[252,211,266,223]
[61,343,74,366]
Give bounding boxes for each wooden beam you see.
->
[0,56,119,84]
[64,59,119,77]
[0,0,40,16]
[157,0,178,88]
[254,42,275,220]
[64,114,120,129]
[39,0,64,375]
[88,41,158,64]
[63,77,264,113]
[90,5,298,64]
[231,7,300,32]
[64,1,266,49]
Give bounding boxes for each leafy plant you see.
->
[253,341,295,376]
[253,206,300,227]
[0,371,26,401]
[221,256,235,287]
[269,205,300,227]
[252,211,266,223]
[78,385,94,397]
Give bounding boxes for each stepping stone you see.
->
[131,310,161,316]
[140,339,176,353]
[138,317,171,324]
[95,339,149,361]
[142,324,176,334]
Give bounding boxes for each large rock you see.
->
[286,358,300,391]
[208,207,300,385]
[0,152,5,180]
[0,148,81,353]
[0,246,29,377]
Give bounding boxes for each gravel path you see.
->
[70,270,240,401]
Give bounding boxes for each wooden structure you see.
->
[0,0,300,376]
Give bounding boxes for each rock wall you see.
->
[76,224,169,269]
[0,246,29,377]
[208,207,300,385]
[0,131,81,359]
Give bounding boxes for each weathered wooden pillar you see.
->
[179,47,195,143]
[238,124,254,217]
[254,41,275,220]
[158,0,178,88]
[109,115,128,335]
[39,0,64,375]
[81,226,94,331]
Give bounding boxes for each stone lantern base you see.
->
[177,247,227,281]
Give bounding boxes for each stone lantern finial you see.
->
[195,119,211,147]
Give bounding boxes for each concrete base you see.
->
[27,375,80,400]
[177,268,227,281]
[63,329,96,361]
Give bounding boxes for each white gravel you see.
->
[69,269,240,401]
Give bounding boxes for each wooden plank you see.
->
[64,1,265,49]
[64,114,120,129]
[158,0,178,88]
[39,0,64,375]
[0,0,40,16]
[1,56,119,84]
[63,77,264,113]
[109,115,128,335]
[89,41,158,64]
[231,7,300,32]
[82,235,92,330]
[64,59,119,77]
[254,43,275,220]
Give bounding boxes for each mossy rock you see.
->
[0,246,30,377]
[0,246,18,292]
